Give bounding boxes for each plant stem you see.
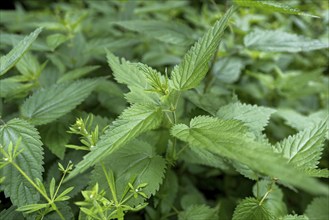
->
[11,162,65,220]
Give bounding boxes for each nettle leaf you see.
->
[107,51,147,89]
[39,118,72,159]
[57,65,100,83]
[171,6,236,91]
[20,79,99,125]
[305,197,329,220]
[171,116,328,195]
[216,101,275,134]
[233,0,318,17]
[275,120,327,169]
[178,204,218,220]
[91,139,166,206]
[67,104,163,180]
[0,27,42,76]
[114,20,194,45]
[244,30,329,52]
[0,206,24,220]
[276,109,328,139]
[232,197,275,220]
[252,180,287,217]
[280,215,309,220]
[0,118,44,207]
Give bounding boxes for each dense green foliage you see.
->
[0,0,328,219]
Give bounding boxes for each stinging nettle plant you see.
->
[0,1,328,220]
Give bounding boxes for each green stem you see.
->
[11,162,65,220]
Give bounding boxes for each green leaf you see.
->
[252,180,287,217]
[0,206,24,220]
[212,57,244,83]
[114,20,194,45]
[171,6,236,91]
[39,118,72,159]
[171,116,328,195]
[46,33,68,50]
[280,215,309,220]
[57,66,100,83]
[233,0,319,17]
[20,79,99,125]
[244,30,329,52]
[66,104,163,180]
[0,27,43,76]
[179,204,218,220]
[232,197,275,220]
[91,139,166,206]
[275,120,327,169]
[16,203,48,214]
[0,118,44,207]
[107,51,147,89]
[216,101,275,134]
[305,197,329,220]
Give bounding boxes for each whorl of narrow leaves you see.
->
[171,6,236,91]
[0,118,44,207]
[20,79,99,125]
[171,116,328,195]
[0,27,43,76]
[66,104,163,180]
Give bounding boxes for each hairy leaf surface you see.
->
[216,102,275,133]
[20,79,99,125]
[171,116,328,194]
[171,6,236,91]
[0,118,43,207]
[0,27,42,76]
[275,121,327,169]
[305,197,329,220]
[232,197,275,220]
[67,104,163,180]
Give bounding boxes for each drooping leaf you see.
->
[66,104,163,180]
[216,101,275,134]
[212,57,244,83]
[305,197,329,220]
[20,79,99,125]
[179,204,218,220]
[0,118,44,207]
[171,116,328,195]
[39,118,72,159]
[244,30,329,52]
[233,0,319,17]
[0,27,43,76]
[57,65,100,83]
[280,215,309,220]
[171,6,236,91]
[232,197,275,220]
[114,20,194,45]
[275,120,327,169]
[91,139,166,206]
